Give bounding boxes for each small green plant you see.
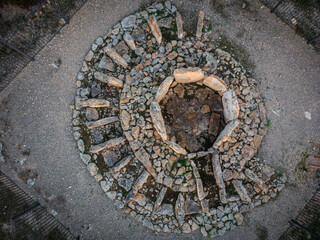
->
[172,47,177,52]
[208,25,213,31]
[267,119,271,127]
[202,27,207,33]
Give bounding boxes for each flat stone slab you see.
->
[150,101,168,141]
[165,140,187,155]
[203,75,228,93]
[245,169,268,193]
[86,116,119,129]
[148,15,162,45]
[222,89,239,123]
[213,120,240,149]
[82,99,110,108]
[135,147,157,179]
[95,72,123,88]
[196,11,204,39]
[152,187,167,216]
[232,180,251,203]
[155,76,174,103]
[110,155,132,173]
[90,137,126,153]
[173,67,205,83]
[104,46,128,68]
[190,160,207,201]
[175,193,185,225]
[212,152,227,204]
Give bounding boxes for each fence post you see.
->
[270,0,284,13]
[49,0,70,24]
[0,40,35,61]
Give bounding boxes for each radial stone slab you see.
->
[72,1,286,237]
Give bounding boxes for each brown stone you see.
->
[176,11,184,39]
[196,11,204,39]
[104,46,128,68]
[208,112,221,136]
[203,75,228,93]
[173,67,205,83]
[155,76,174,103]
[167,51,178,60]
[148,15,162,45]
[201,104,210,114]
[174,84,185,98]
[136,64,144,71]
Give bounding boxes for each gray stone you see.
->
[176,11,184,39]
[234,213,244,226]
[261,165,275,182]
[157,204,174,216]
[126,171,150,202]
[184,200,201,215]
[91,82,101,98]
[110,155,132,173]
[123,32,136,51]
[118,177,133,191]
[103,151,118,167]
[91,129,104,144]
[86,108,99,121]
[245,169,268,193]
[190,160,207,200]
[121,15,136,29]
[175,193,185,224]
[232,180,251,203]
[80,153,91,164]
[87,163,98,176]
[77,139,85,153]
[182,223,192,233]
[212,152,227,204]
[100,181,110,192]
[98,56,115,71]
[152,187,167,216]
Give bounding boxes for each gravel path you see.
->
[0,0,319,239]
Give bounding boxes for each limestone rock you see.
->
[173,67,205,83]
[184,200,201,215]
[118,178,133,192]
[232,180,251,203]
[123,32,136,50]
[121,15,136,29]
[150,101,167,141]
[157,204,174,216]
[155,76,174,103]
[152,187,167,216]
[203,75,227,93]
[104,46,128,68]
[213,120,240,149]
[90,137,126,153]
[98,56,114,71]
[133,193,147,206]
[190,160,207,200]
[212,152,227,204]
[245,169,268,193]
[234,213,244,226]
[196,11,204,39]
[121,110,131,126]
[82,99,110,108]
[135,147,157,179]
[148,15,162,45]
[165,140,187,155]
[176,11,184,39]
[126,171,150,202]
[167,51,178,60]
[175,193,185,224]
[95,72,123,88]
[222,90,239,123]
[86,116,119,129]
[110,155,132,173]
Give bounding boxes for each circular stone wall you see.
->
[72,1,286,237]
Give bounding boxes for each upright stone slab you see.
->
[196,11,204,39]
[203,75,228,93]
[150,101,168,141]
[155,76,174,103]
[176,11,184,39]
[104,46,128,68]
[213,120,240,148]
[212,152,227,204]
[232,180,251,203]
[148,15,162,45]
[222,89,240,123]
[173,67,205,83]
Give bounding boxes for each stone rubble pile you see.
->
[72,1,286,237]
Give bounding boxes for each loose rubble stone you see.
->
[157,204,174,216]
[121,15,136,29]
[173,68,205,83]
[110,155,132,173]
[148,15,162,45]
[175,193,185,224]
[123,32,136,50]
[184,200,201,215]
[126,171,150,202]
[234,213,244,226]
[165,140,187,155]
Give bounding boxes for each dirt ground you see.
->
[0,0,319,239]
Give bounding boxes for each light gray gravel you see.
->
[0,0,319,239]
